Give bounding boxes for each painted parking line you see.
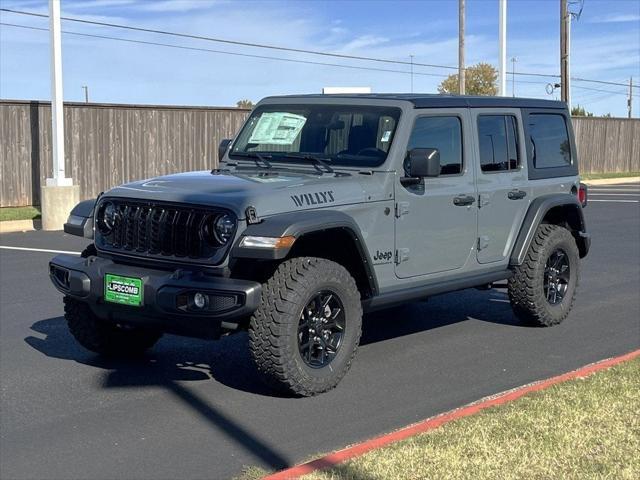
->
[588,199,639,203]
[264,349,640,480]
[0,245,81,255]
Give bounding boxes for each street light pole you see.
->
[410,55,414,93]
[498,0,507,96]
[42,0,78,231]
[47,0,69,187]
[511,57,517,97]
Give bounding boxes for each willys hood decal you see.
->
[104,169,390,219]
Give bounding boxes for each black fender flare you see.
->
[63,199,97,239]
[510,193,590,266]
[231,210,378,295]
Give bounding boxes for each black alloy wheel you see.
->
[544,248,571,305]
[297,290,345,368]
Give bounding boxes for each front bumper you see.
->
[49,254,262,339]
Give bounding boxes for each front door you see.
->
[394,110,477,278]
[472,109,530,264]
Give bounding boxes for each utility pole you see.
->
[629,77,633,118]
[458,0,465,95]
[82,85,89,103]
[511,57,517,97]
[409,55,414,93]
[498,0,507,96]
[560,0,571,109]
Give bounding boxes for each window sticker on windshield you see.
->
[249,112,307,145]
[381,130,392,143]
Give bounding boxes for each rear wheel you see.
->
[248,257,362,396]
[508,224,580,326]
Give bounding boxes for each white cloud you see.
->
[589,13,640,23]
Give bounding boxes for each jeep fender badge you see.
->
[245,206,260,224]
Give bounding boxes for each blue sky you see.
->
[1,0,638,116]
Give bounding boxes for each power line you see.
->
[572,84,628,96]
[0,22,450,78]
[2,7,637,90]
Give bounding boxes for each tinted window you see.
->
[529,114,572,168]
[478,115,519,172]
[231,105,401,167]
[407,116,462,175]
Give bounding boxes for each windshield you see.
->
[230,104,401,167]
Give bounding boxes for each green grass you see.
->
[580,171,640,180]
[0,206,41,222]
[297,357,639,480]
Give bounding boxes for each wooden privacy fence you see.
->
[572,117,640,174]
[1,100,639,207]
[0,100,250,207]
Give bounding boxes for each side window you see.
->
[477,115,520,172]
[529,114,572,168]
[407,116,463,175]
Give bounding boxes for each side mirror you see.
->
[408,148,441,178]
[218,138,232,162]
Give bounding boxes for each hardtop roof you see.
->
[262,93,566,110]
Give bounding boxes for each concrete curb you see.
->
[263,349,640,480]
[582,176,640,186]
[0,219,42,234]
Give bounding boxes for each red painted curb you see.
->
[264,349,640,480]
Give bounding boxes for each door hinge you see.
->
[395,202,410,218]
[395,248,410,264]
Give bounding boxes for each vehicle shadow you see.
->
[23,287,519,476]
[24,287,522,393]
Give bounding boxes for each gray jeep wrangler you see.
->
[50,94,590,396]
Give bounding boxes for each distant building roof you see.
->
[265,93,566,110]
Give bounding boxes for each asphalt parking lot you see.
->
[1,183,639,480]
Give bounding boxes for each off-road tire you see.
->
[248,257,362,396]
[508,224,579,326]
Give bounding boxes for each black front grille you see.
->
[95,199,232,263]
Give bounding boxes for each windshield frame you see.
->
[228,103,403,168]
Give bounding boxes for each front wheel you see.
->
[248,257,362,396]
[64,296,162,357]
[508,224,580,326]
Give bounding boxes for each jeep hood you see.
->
[104,169,391,219]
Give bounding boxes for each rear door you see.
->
[394,109,477,278]
[472,108,530,264]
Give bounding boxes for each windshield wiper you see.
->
[280,153,334,173]
[230,151,273,168]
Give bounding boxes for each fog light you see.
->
[193,292,207,309]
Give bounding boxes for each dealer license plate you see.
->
[104,274,143,307]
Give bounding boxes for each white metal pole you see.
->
[566,12,571,112]
[498,0,507,96]
[47,0,70,187]
[458,0,465,95]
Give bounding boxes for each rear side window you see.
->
[528,114,572,168]
[407,116,463,175]
[477,115,520,172]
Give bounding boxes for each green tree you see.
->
[236,99,254,109]
[437,63,498,96]
[571,105,594,117]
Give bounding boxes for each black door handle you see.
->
[453,195,476,206]
[508,190,527,200]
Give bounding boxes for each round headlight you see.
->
[213,214,235,245]
[98,201,117,234]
